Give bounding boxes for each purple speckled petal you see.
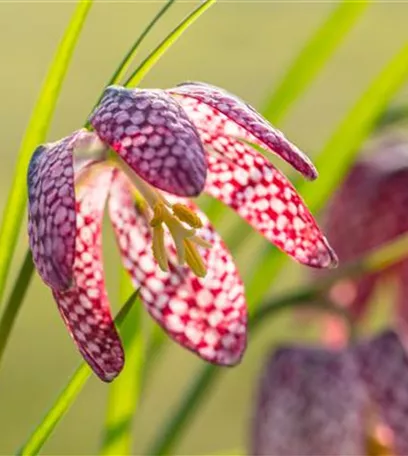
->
[251,345,367,456]
[89,85,207,197]
[168,81,317,180]
[27,130,83,290]
[355,330,408,455]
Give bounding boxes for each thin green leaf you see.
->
[263,0,370,124]
[204,0,368,229]
[0,0,93,306]
[18,290,139,456]
[246,42,408,307]
[302,43,408,213]
[0,252,33,367]
[125,0,217,88]
[87,0,176,122]
[100,272,145,455]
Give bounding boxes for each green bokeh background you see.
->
[0,2,407,454]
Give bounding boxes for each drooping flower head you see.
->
[27,82,337,381]
[321,134,408,327]
[251,330,408,455]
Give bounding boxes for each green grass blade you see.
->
[300,42,408,213]
[263,0,370,124]
[147,363,221,456]
[204,0,368,228]
[18,290,139,456]
[125,0,217,88]
[0,0,92,306]
[100,273,145,455]
[0,252,33,367]
[87,0,176,120]
[246,42,408,307]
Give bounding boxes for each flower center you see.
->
[108,152,211,277]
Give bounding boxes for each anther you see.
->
[152,225,169,272]
[172,203,203,228]
[150,202,166,227]
[184,239,207,278]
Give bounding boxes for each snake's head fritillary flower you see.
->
[252,331,408,455]
[27,82,336,381]
[320,134,408,327]
[251,345,367,456]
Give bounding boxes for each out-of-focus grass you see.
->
[0,2,407,455]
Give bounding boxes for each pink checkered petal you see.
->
[252,346,366,456]
[27,132,80,290]
[206,150,337,268]
[355,330,408,455]
[89,85,207,197]
[109,173,247,365]
[168,82,317,180]
[54,167,124,382]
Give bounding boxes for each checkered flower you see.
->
[251,329,408,455]
[27,82,337,381]
[322,135,408,324]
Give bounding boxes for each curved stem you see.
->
[0,252,33,367]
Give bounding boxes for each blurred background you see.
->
[0,1,408,454]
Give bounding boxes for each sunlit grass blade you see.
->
[100,272,145,455]
[246,42,408,307]
[203,0,368,227]
[376,103,408,130]
[263,0,370,124]
[0,0,92,306]
[301,44,408,213]
[88,0,176,118]
[18,290,139,456]
[125,0,217,88]
[0,252,33,366]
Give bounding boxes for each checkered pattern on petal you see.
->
[171,95,336,268]
[53,166,124,382]
[27,131,80,290]
[89,85,207,197]
[168,81,317,179]
[108,171,247,365]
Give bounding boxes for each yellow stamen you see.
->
[152,225,169,272]
[184,238,207,278]
[107,149,211,277]
[172,203,203,228]
[150,202,166,227]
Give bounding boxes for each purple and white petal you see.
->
[89,85,207,197]
[168,81,317,180]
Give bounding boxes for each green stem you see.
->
[18,290,139,456]
[0,252,33,366]
[125,0,217,88]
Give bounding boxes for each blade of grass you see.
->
[263,0,370,124]
[148,230,408,456]
[204,0,368,225]
[100,272,145,455]
[18,290,139,456]
[0,252,34,365]
[125,0,217,88]
[0,0,93,307]
[246,42,408,308]
[0,0,177,368]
